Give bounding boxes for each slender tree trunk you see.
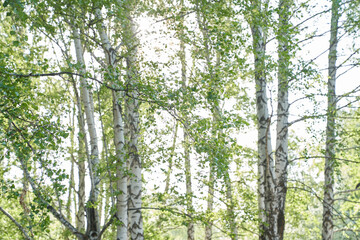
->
[203,24,215,240]
[73,183,78,229]
[119,4,144,239]
[71,82,87,233]
[224,173,238,240]
[183,51,194,240]
[73,27,101,238]
[177,8,195,238]
[77,139,86,233]
[113,90,127,240]
[67,111,74,221]
[195,8,216,239]
[249,2,275,238]
[75,88,87,233]
[275,0,291,238]
[67,158,75,220]
[20,174,33,236]
[322,0,339,239]
[195,5,238,238]
[184,131,194,240]
[95,6,128,239]
[213,105,238,240]
[165,122,178,193]
[77,134,86,233]
[205,166,214,240]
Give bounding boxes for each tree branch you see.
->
[2,71,123,91]
[8,120,85,239]
[0,206,33,240]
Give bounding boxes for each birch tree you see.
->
[195,1,238,238]
[275,0,291,238]
[73,27,102,238]
[3,0,360,239]
[120,2,144,238]
[246,1,274,238]
[322,0,340,239]
[178,2,195,238]
[94,3,128,239]
[246,0,292,238]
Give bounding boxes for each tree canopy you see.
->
[0,0,360,239]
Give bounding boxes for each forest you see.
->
[0,0,360,239]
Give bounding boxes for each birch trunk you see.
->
[195,5,238,238]
[119,4,144,239]
[67,111,75,222]
[165,122,178,193]
[77,127,86,233]
[113,90,127,240]
[204,167,214,240]
[275,0,291,238]
[213,105,238,240]
[249,2,275,238]
[322,0,339,239]
[73,27,101,238]
[224,173,238,240]
[95,7,128,239]
[71,81,87,233]
[73,82,88,233]
[67,157,75,220]
[184,131,194,240]
[178,9,195,238]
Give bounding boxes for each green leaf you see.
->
[12,40,20,46]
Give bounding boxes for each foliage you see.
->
[0,0,359,239]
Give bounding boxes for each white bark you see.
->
[275,0,291,239]
[77,127,86,233]
[72,82,88,233]
[322,0,339,239]
[113,91,127,240]
[73,27,101,238]
[196,10,215,239]
[117,3,144,239]
[248,2,275,238]
[67,157,75,220]
[95,7,128,240]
